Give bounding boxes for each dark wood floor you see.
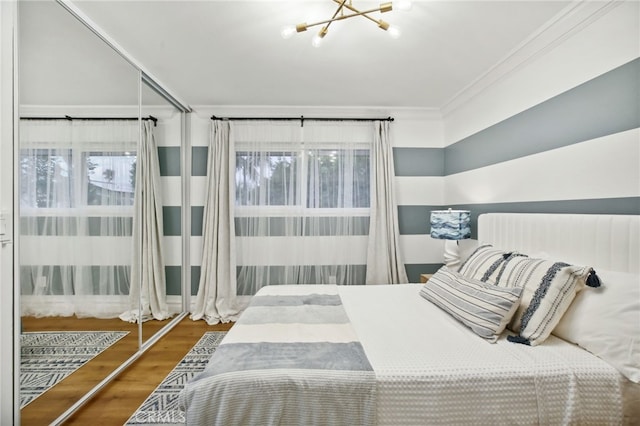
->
[20,316,233,425]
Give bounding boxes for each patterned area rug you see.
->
[125,331,226,426]
[20,331,129,408]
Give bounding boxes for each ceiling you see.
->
[20,0,573,110]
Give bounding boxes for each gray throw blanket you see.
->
[179,288,376,425]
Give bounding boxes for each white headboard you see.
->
[478,213,640,274]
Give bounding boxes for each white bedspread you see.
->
[182,284,627,425]
[338,284,625,425]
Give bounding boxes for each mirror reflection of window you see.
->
[17,0,141,423]
[86,152,137,206]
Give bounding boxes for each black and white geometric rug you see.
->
[20,331,128,408]
[125,331,226,426]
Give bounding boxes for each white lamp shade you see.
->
[430,210,471,240]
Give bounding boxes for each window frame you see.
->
[234,142,371,217]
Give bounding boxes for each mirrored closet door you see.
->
[16,0,189,422]
[18,0,140,420]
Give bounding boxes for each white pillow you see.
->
[553,269,640,383]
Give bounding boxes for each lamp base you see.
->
[443,240,461,270]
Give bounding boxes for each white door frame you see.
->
[0,0,18,423]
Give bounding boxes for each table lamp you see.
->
[430,209,471,269]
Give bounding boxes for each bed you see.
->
[180,213,640,425]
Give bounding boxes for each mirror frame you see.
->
[13,1,192,423]
[1,1,20,424]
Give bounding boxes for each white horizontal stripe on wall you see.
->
[236,236,368,266]
[399,234,446,265]
[153,113,182,147]
[190,236,203,266]
[444,0,639,144]
[21,236,132,265]
[445,128,640,205]
[392,116,445,148]
[162,236,182,266]
[191,235,447,268]
[190,176,208,207]
[395,176,445,206]
[190,114,209,147]
[161,176,182,206]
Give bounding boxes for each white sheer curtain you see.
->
[366,120,408,284]
[191,120,241,324]
[121,120,170,322]
[234,120,372,295]
[20,119,137,318]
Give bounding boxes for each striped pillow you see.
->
[419,267,523,343]
[457,245,522,284]
[495,256,598,346]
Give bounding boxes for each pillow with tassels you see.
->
[492,256,600,346]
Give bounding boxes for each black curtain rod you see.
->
[21,115,158,126]
[211,115,393,126]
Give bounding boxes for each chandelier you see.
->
[281,0,412,47]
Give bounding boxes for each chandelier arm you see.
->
[331,0,390,26]
[323,0,348,34]
[302,5,389,31]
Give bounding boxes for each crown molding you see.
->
[190,105,442,121]
[440,0,623,118]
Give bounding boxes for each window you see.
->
[19,119,139,212]
[20,149,136,210]
[235,148,370,211]
[306,148,370,209]
[235,151,299,207]
[233,121,374,293]
[20,148,74,208]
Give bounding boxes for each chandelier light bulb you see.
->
[281,26,296,39]
[312,26,328,47]
[312,34,324,47]
[388,25,401,39]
